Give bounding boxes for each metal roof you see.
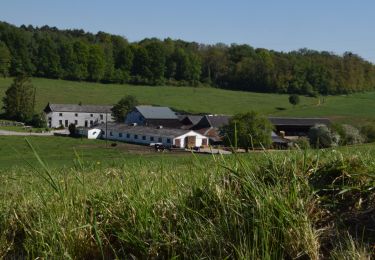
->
[135,106,178,119]
[95,123,198,138]
[268,117,331,126]
[45,103,112,113]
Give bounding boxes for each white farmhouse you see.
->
[43,103,113,128]
[87,123,209,148]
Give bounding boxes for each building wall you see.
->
[125,110,145,125]
[45,111,113,128]
[103,129,174,146]
[173,131,208,148]
[99,129,208,148]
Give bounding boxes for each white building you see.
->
[85,123,209,148]
[43,103,114,128]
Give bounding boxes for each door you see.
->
[202,138,208,146]
[175,138,181,148]
[185,136,196,148]
[65,120,68,127]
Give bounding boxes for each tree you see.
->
[68,123,76,136]
[87,45,105,82]
[2,75,36,122]
[222,112,274,150]
[111,95,138,122]
[289,94,300,107]
[0,41,11,76]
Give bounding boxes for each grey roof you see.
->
[135,105,178,119]
[268,117,331,126]
[95,123,196,138]
[179,115,204,125]
[46,103,112,113]
[206,115,231,128]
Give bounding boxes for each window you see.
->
[75,113,78,117]
[74,120,78,125]
[134,135,138,139]
[166,138,171,144]
[65,120,68,127]
[59,113,63,116]
[59,120,63,126]
[158,137,162,142]
[150,136,154,141]
[142,136,146,140]
[126,133,130,138]
[85,121,88,127]
[48,117,51,121]
[100,114,103,120]
[119,133,123,138]
[90,120,93,126]
[110,131,113,136]
[90,114,93,117]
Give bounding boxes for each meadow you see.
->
[1,77,375,124]
[0,136,193,169]
[0,145,374,258]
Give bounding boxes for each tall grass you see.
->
[0,145,374,258]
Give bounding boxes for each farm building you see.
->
[125,105,181,128]
[44,103,113,128]
[86,123,209,148]
[268,117,331,136]
[191,115,231,144]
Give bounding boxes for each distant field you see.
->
[0,77,375,124]
[0,136,192,169]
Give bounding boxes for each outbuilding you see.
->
[88,123,209,148]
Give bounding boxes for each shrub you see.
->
[341,124,364,145]
[360,124,375,143]
[68,123,76,136]
[308,124,340,148]
[294,137,310,150]
[30,113,47,128]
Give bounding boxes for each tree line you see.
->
[1,21,375,95]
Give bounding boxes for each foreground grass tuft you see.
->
[0,148,374,258]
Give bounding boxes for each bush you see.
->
[294,137,310,150]
[308,124,340,148]
[68,123,76,136]
[30,113,47,128]
[360,124,375,143]
[341,124,364,145]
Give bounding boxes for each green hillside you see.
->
[1,77,375,124]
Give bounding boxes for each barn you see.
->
[87,123,208,148]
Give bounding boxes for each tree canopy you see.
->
[1,21,375,95]
[2,75,35,122]
[222,112,274,150]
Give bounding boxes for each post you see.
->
[105,113,108,147]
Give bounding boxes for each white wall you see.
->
[103,129,173,146]
[173,131,208,148]
[45,111,113,128]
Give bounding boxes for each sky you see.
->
[1,0,375,62]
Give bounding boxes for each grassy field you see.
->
[0,146,374,258]
[0,136,194,169]
[1,77,375,124]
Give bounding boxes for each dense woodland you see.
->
[1,21,375,95]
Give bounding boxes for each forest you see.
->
[1,21,375,95]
